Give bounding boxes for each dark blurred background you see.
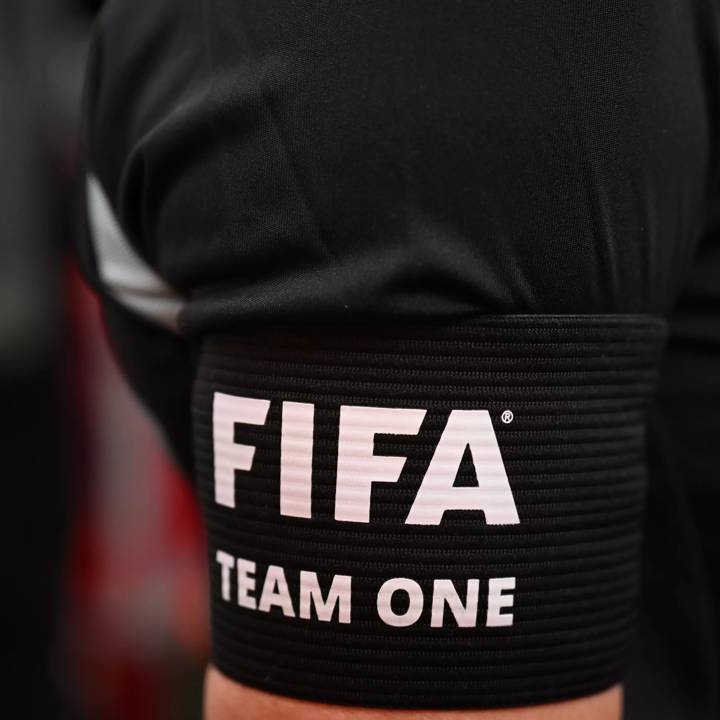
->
[1,2,208,717]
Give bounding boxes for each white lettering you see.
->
[237,558,257,610]
[377,577,424,627]
[216,550,235,602]
[299,571,352,623]
[215,551,518,630]
[406,410,519,525]
[280,401,315,518]
[213,393,270,508]
[431,579,479,627]
[486,577,516,627]
[258,564,296,617]
[335,406,426,523]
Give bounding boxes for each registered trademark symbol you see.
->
[501,410,514,424]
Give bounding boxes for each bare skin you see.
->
[204,665,623,720]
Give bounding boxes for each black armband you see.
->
[192,315,665,709]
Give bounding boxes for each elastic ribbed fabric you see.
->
[193,315,666,709]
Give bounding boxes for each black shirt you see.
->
[79,2,720,716]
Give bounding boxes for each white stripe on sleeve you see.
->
[86,173,184,332]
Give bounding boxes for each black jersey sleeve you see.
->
[79,0,720,713]
[78,5,199,473]
[624,220,720,720]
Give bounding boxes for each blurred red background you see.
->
[1,2,209,718]
[63,264,208,720]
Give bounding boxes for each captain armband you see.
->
[193,316,665,708]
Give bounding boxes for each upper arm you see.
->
[204,668,623,720]
[79,1,720,717]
